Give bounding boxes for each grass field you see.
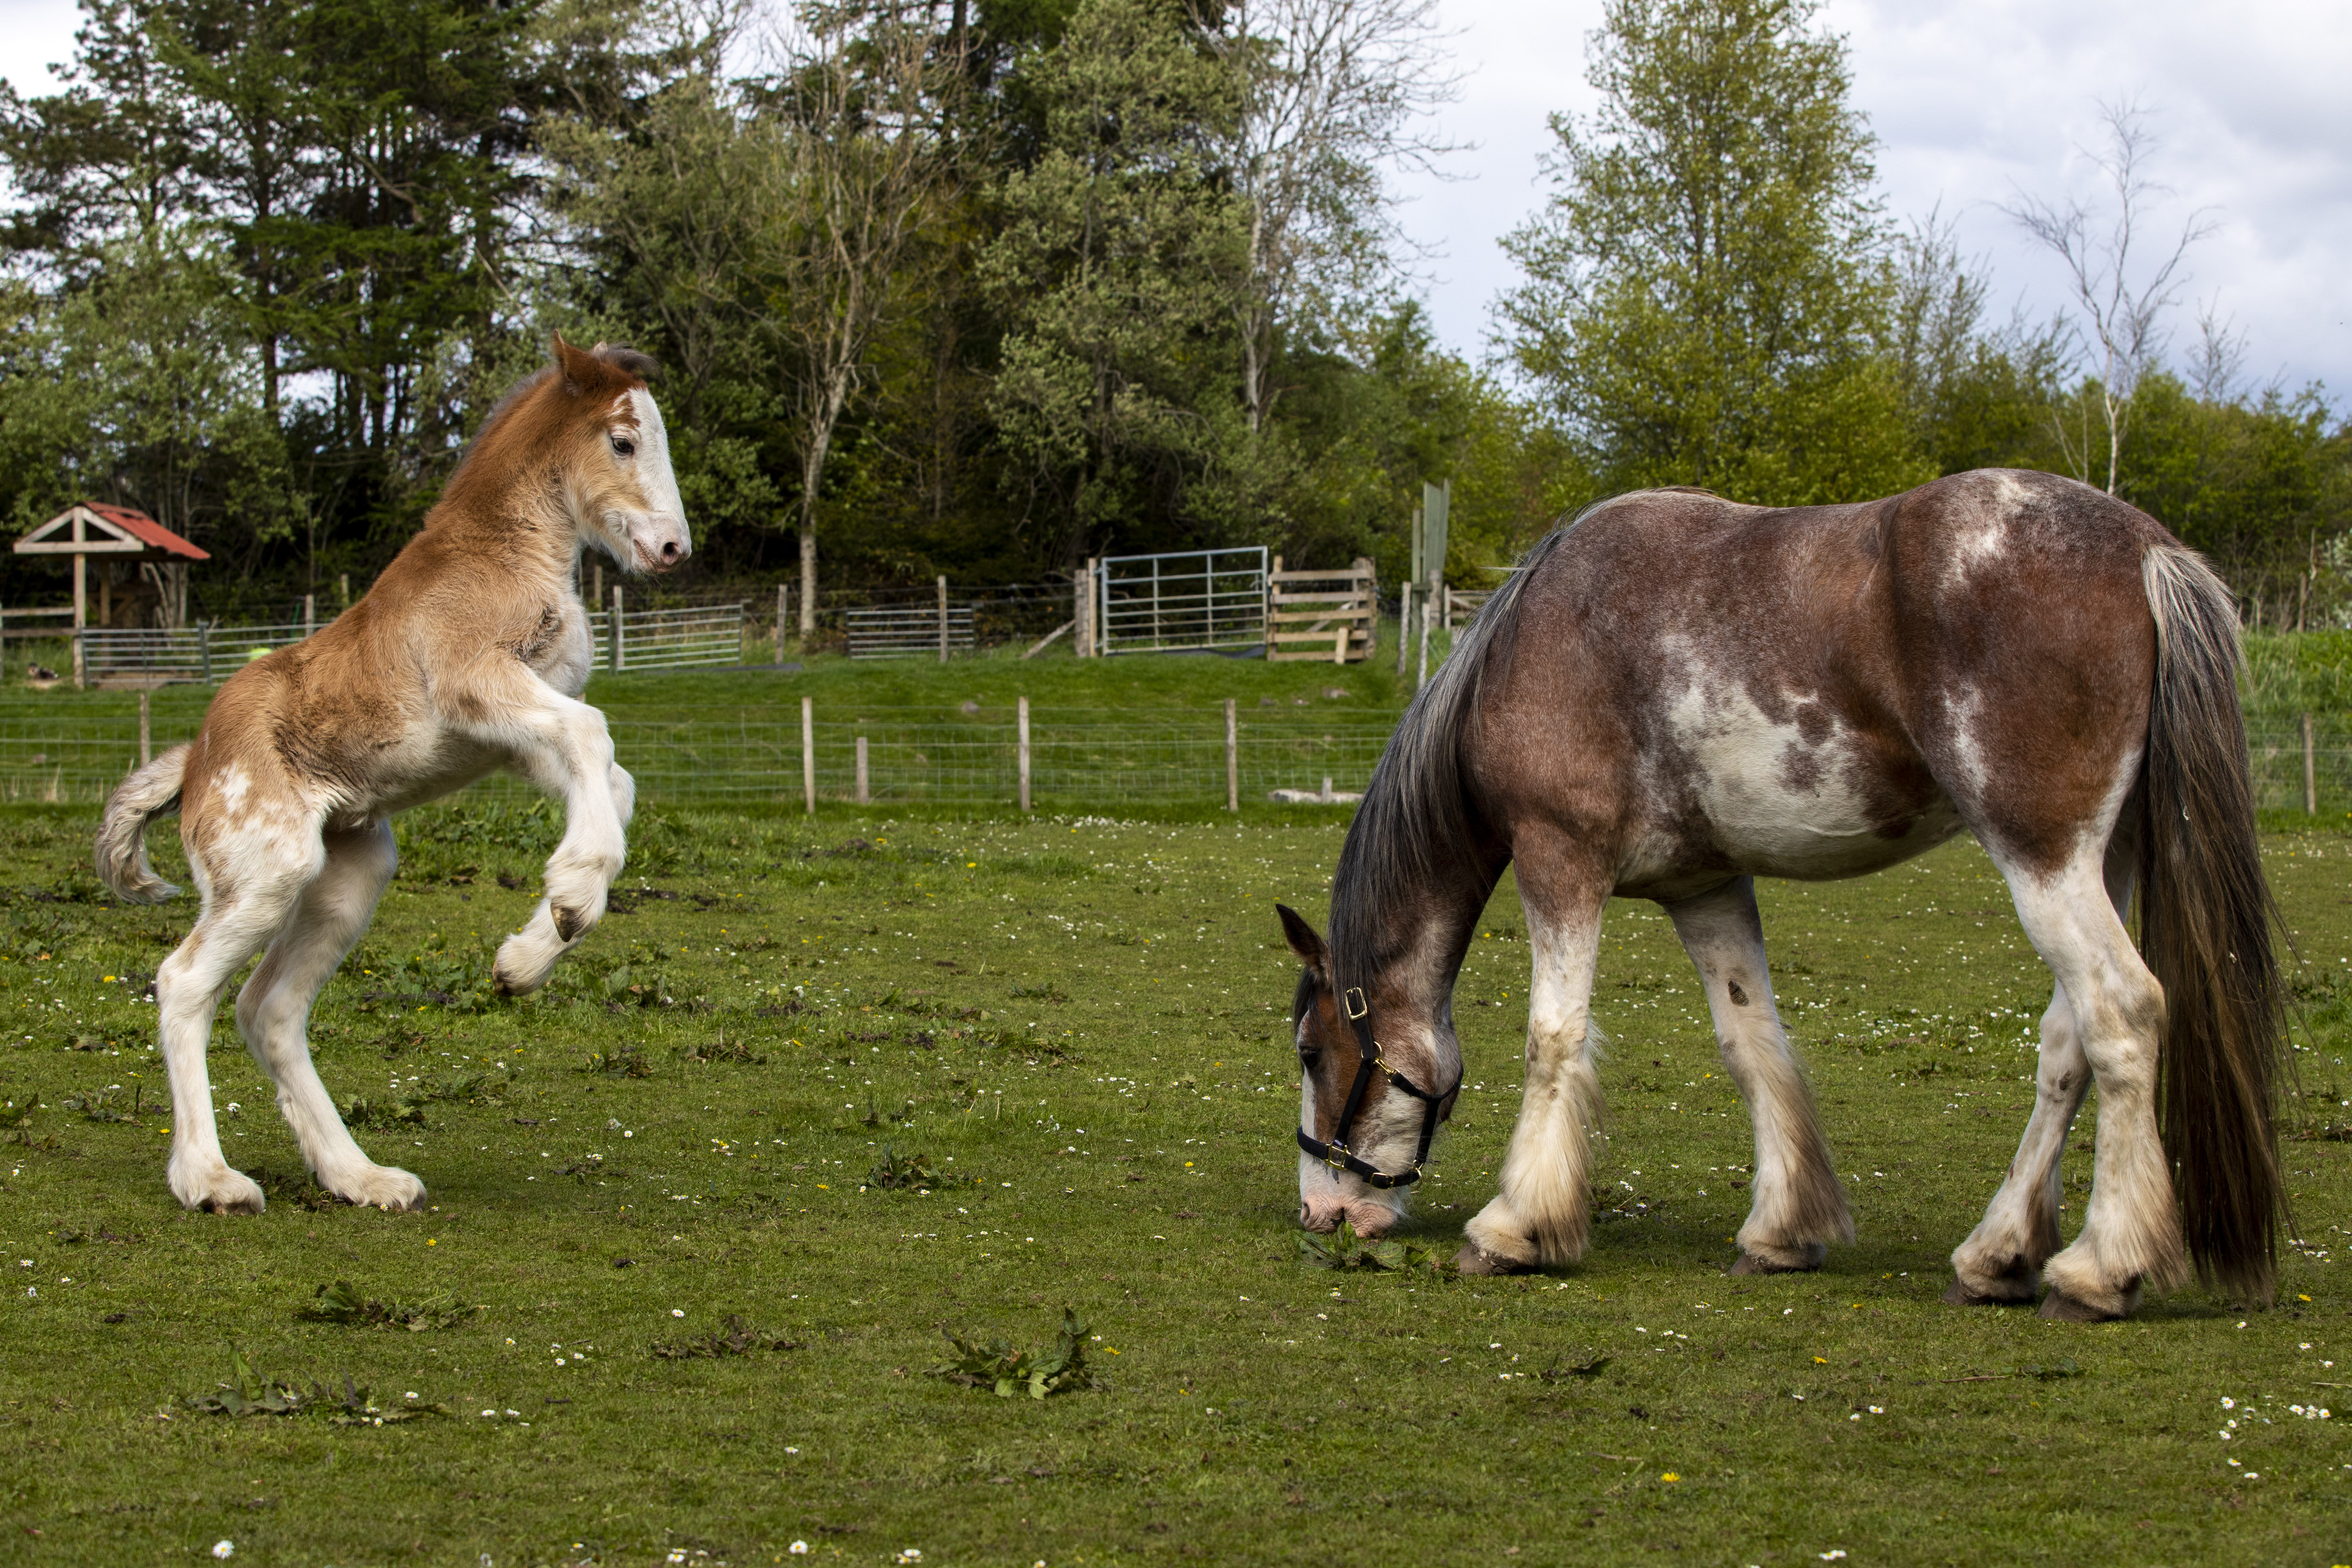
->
[4,780,2352,1567]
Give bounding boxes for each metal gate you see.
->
[845,604,977,659]
[1095,547,1267,655]
[83,622,311,685]
[592,603,744,671]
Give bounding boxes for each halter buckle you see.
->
[1342,987,1368,1021]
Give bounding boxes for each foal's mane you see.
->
[1326,509,1596,991]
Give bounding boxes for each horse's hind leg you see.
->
[1665,878,1852,1272]
[1984,830,2181,1320]
[156,822,322,1213]
[1944,981,2087,1303]
[233,820,424,1211]
[1462,846,1607,1274]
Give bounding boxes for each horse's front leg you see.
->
[1665,877,1852,1273]
[1461,850,1607,1275]
[471,684,630,995]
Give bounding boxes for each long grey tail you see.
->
[2140,544,2287,1303]
[95,744,190,904]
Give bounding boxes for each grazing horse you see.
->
[94,336,689,1214]
[1282,469,2287,1321]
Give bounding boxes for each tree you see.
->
[1886,206,2066,477]
[1497,0,1926,505]
[2002,99,2214,496]
[981,0,1248,561]
[1194,0,1458,435]
[770,6,960,636]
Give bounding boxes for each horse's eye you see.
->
[611,435,636,458]
[1298,1044,1321,1070]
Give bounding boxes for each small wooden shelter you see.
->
[12,502,209,686]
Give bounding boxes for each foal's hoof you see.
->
[173,1165,266,1216]
[328,1164,428,1213]
[1455,1240,1535,1276]
[1731,1242,1827,1275]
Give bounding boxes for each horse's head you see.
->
[551,334,691,575]
[1278,902,1460,1240]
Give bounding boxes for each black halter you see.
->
[1295,986,1460,1190]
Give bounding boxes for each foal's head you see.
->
[520,334,692,574]
[1279,903,1458,1240]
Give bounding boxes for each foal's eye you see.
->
[610,435,636,458]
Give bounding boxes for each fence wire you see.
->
[1,697,2341,817]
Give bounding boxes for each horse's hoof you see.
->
[1943,1277,2037,1306]
[1731,1243,1825,1275]
[1455,1240,1534,1276]
[2037,1288,2124,1322]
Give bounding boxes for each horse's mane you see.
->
[1325,503,1605,990]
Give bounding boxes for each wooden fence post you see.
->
[855,734,870,805]
[611,585,625,672]
[138,689,150,768]
[801,696,815,814]
[1396,582,1412,677]
[338,573,350,612]
[1416,588,1431,690]
[303,593,315,639]
[776,582,790,664]
[938,576,950,664]
[2304,711,2318,815]
[1017,696,1032,812]
[1225,698,1238,812]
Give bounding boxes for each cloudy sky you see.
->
[3,0,2346,399]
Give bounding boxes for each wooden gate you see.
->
[1267,557,1377,663]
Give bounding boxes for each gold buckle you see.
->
[1343,987,1368,1021]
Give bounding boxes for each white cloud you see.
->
[1394,0,2352,401]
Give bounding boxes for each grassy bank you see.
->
[1,802,2349,1564]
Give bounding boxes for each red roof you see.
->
[80,502,209,561]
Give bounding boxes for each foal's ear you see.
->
[551,333,603,396]
[1275,903,1329,981]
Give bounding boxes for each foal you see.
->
[95,336,688,1213]
[1286,471,2286,1320]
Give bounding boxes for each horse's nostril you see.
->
[660,541,680,561]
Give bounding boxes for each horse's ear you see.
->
[551,333,600,396]
[1276,903,1329,982]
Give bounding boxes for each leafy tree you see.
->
[980,0,1248,562]
[1498,0,1927,505]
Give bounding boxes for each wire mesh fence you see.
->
[0,698,1400,808]
[3,694,2345,818]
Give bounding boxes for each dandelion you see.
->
[1660,1472,1679,1483]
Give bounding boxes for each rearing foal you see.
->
[1283,470,2286,1321]
[95,336,689,1214]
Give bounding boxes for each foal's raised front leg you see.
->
[1664,878,1852,1273]
[233,820,425,1211]
[465,676,633,995]
[1461,858,1607,1274]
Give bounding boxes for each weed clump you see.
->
[867,1146,940,1190]
[582,1044,654,1078]
[1295,1219,1457,1276]
[187,1348,447,1424]
[651,1313,801,1359]
[296,1280,478,1331]
[929,1308,1098,1400]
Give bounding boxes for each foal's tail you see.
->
[2140,544,2288,1303]
[95,744,191,904]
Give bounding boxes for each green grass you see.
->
[4,801,2352,1565]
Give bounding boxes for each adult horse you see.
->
[94,336,689,1215]
[1282,469,2286,1321]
